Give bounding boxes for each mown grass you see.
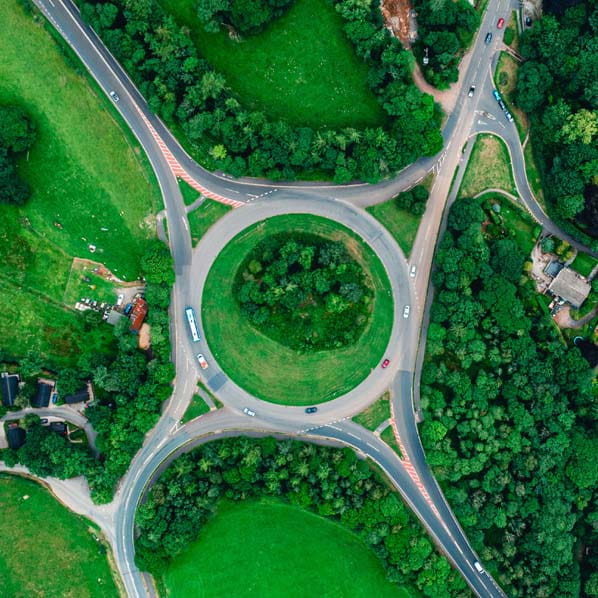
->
[178,178,202,207]
[353,392,391,431]
[494,52,527,143]
[181,393,211,423]
[188,199,232,247]
[164,499,412,598]
[202,215,394,405]
[571,252,598,277]
[366,203,420,258]
[459,134,517,199]
[160,0,386,130]
[0,474,120,598]
[0,0,159,364]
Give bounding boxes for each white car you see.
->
[196,353,209,370]
[109,90,119,102]
[403,305,410,319]
[410,265,417,278]
[243,407,256,417]
[116,294,124,307]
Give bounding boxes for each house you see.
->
[63,386,90,405]
[0,373,19,407]
[7,425,26,450]
[129,297,148,332]
[543,259,564,278]
[547,267,591,309]
[31,381,53,408]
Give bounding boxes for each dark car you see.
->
[381,359,390,369]
[468,85,476,97]
[485,32,493,44]
[305,407,318,414]
[498,99,506,111]
[525,16,532,27]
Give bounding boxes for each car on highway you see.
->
[305,407,318,414]
[109,90,119,102]
[504,110,514,122]
[403,305,410,319]
[410,265,417,278]
[467,85,475,97]
[492,89,502,102]
[196,353,209,369]
[497,17,505,29]
[381,358,390,368]
[474,561,485,574]
[242,407,256,417]
[484,32,492,44]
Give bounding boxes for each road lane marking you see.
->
[366,442,380,452]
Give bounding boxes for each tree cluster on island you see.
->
[394,184,430,216]
[78,0,442,182]
[515,2,598,243]
[1,241,176,503]
[135,436,470,597]
[421,197,598,597]
[234,234,373,351]
[0,104,36,205]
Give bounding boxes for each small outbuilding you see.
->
[63,387,90,405]
[548,267,591,309]
[31,381,53,408]
[7,426,26,450]
[129,297,148,332]
[0,373,19,407]
[49,421,67,436]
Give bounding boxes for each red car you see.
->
[497,18,505,29]
[381,359,390,369]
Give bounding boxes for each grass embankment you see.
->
[181,393,211,423]
[366,204,420,258]
[164,499,411,598]
[381,426,403,459]
[160,0,386,130]
[459,134,517,200]
[0,474,120,598]
[202,215,394,405]
[188,200,232,246]
[0,1,159,365]
[353,393,391,431]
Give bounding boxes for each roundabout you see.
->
[201,213,394,405]
[187,194,415,420]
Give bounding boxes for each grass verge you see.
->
[494,51,527,143]
[178,178,202,207]
[523,139,546,208]
[366,205,420,258]
[353,393,391,431]
[163,498,412,598]
[202,214,394,405]
[181,393,211,423]
[188,200,233,247]
[381,426,403,459]
[159,0,386,130]
[459,134,517,199]
[0,474,120,598]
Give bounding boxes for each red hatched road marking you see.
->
[134,105,244,208]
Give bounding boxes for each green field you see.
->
[164,499,411,598]
[202,215,394,405]
[160,0,386,130]
[188,199,232,247]
[0,474,119,598]
[0,0,160,364]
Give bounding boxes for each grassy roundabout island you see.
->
[202,214,393,405]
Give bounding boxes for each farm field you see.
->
[160,0,386,130]
[164,499,412,598]
[0,0,160,364]
[202,214,394,405]
[0,474,120,598]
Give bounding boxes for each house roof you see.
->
[129,297,148,332]
[0,373,19,407]
[7,426,26,450]
[106,309,125,326]
[544,259,564,278]
[548,267,591,309]
[63,388,89,404]
[31,382,52,408]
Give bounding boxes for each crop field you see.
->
[164,499,412,598]
[202,214,394,405]
[160,0,386,130]
[0,474,120,598]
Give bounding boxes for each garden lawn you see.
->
[459,134,517,199]
[188,199,232,246]
[202,215,394,405]
[0,474,120,598]
[164,499,412,598]
[571,252,598,277]
[160,0,386,130]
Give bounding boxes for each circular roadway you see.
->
[187,194,416,426]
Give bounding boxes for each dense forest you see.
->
[0,104,36,205]
[515,1,598,241]
[136,436,470,597]
[412,0,480,89]
[420,197,598,597]
[78,0,442,182]
[197,0,295,33]
[234,234,373,350]
[1,241,175,502]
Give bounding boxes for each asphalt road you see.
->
[17,0,579,596]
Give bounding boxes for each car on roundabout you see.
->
[497,17,505,29]
[243,407,256,417]
[381,359,390,368]
[305,407,318,414]
[403,305,410,319]
[196,353,209,369]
